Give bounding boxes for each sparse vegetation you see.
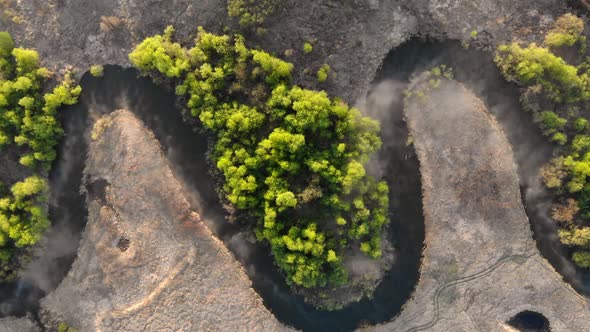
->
[0,31,81,279]
[303,42,313,54]
[130,26,390,289]
[227,0,280,28]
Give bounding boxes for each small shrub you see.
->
[303,42,313,54]
[317,64,330,83]
[227,0,280,28]
[574,117,589,132]
[90,64,104,77]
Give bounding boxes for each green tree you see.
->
[90,64,104,77]
[0,31,14,58]
[545,13,585,49]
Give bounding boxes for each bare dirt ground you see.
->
[39,110,289,331]
[378,75,590,332]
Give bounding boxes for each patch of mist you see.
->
[357,79,410,180]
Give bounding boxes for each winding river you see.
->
[1,37,588,331]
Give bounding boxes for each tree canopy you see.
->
[130,26,390,288]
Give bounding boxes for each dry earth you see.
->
[39,110,289,331]
[377,75,590,332]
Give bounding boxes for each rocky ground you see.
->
[378,75,590,332]
[39,110,288,331]
[0,0,566,102]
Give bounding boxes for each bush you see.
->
[303,42,313,54]
[574,117,588,132]
[559,227,590,247]
[130,27,390,289]
[317,64,330,83]
[572,251,590,268]
[545,13,585,49]
[495,42,590,102]
[227,0,280,28]
[89,64,104,77]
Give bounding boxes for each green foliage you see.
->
[0,31,81,275]
[90,64,104,77]
[227,0,280,28]
[57,322,77,332]
[545,13,585,49]
[535,111,568,144]
[495,42,590,102]
[130,27,390,289]
[551,132,568,145]
[559,227,590,247]
[128,26,189,78]
[574,117,588,132]
[470,30,478,39]
[0,32,14,59]
[317,64,330,83]
[303,42,313,54]
[572,251,590,268]
[536,111,567,133]
[251,50,293,85]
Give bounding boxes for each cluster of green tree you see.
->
[495,14,590,269]
[0,31,81,277]
[227,0,280,29]
[129,27,390,288]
